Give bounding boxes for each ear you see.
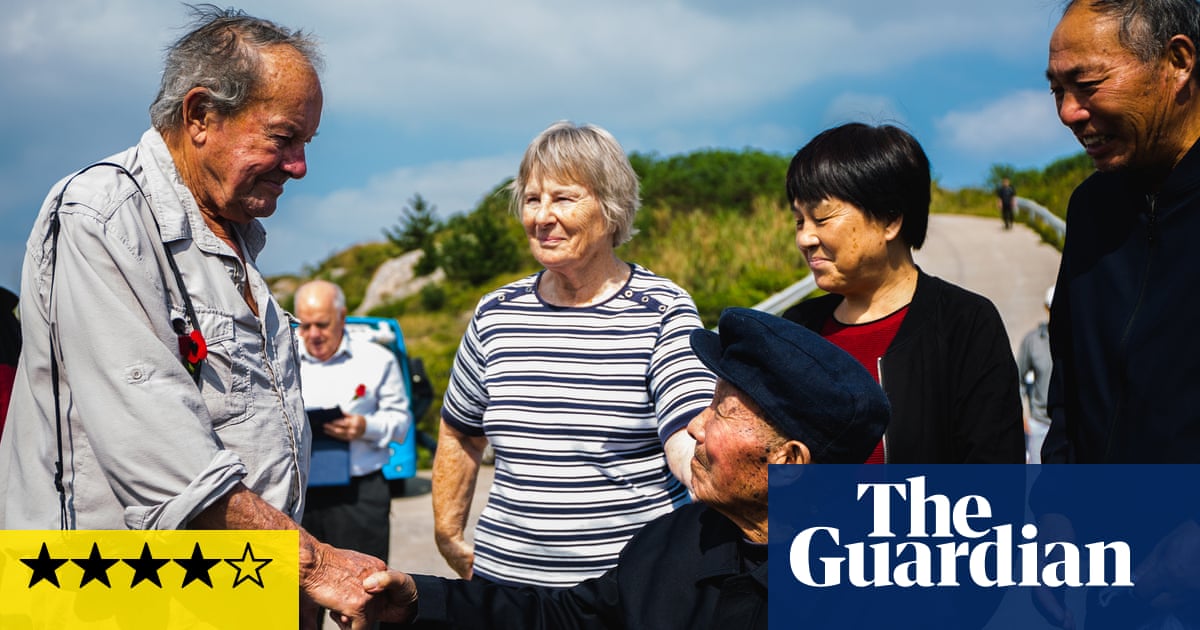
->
[771,440,811,465]
[181,87,215,145]
[1166,34,1197,92]
[883,214,904,242]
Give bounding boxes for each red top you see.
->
[820,306,908,463]
[0,363,14,440]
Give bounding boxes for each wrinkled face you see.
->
[296,297,345,362]
[688,380,782,514]
[520,172,614,273]
[792,198,899,298]
[195,45,323,224]
[1047,5,1185,174]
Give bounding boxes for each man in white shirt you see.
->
[295,280,411,563]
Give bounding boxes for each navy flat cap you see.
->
[690,307,890,464]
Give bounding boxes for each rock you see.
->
[355,250,446,315]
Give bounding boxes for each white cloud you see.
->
[935,89,1076,158]
[0,0,1073,281]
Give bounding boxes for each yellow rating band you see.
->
[0,530,298,629]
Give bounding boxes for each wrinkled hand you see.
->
[1134,519,1200,610]
[435,536,475,579]
[361,570,420,625]
[1032,512,1076,629]
[299,538,388,630]
[324,414,367,442]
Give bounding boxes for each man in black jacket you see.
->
[1043,0,1200,463]
[349,307,890,629]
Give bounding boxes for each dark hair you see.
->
[149,4,323,133]
[785,123,930,249]
[1064,0,1200,63]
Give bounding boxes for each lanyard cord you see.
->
[48,161,204,529]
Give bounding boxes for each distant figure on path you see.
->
[995,177,1016,229]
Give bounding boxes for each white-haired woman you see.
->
[433,121,715,587]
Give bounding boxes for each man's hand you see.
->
[1134,519,1200,610]
[324,414,367,442]
[361,570,420,625]
[299,535,388,630]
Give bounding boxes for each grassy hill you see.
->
[271,148,1092,454]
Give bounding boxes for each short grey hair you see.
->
[1065,0,1200,64]
[509,121,641,247]
[149,4,323,133]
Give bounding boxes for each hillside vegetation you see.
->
[272,148,1092,456]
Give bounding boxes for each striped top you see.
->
[441,264,716,586]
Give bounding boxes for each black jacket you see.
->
[783,270,1024,463]
[407,503,765,630]
[1043,138,1200,463]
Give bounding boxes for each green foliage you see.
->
[632,149,790,219]
[623,198,800,327]
[419,283,446,311]
[303,241,399,312]
[383,194,442,275]
[383,193,440,252]
[436,184,526,286]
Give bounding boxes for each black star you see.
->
[124,542,169,588]
[72,542,119,588]
[21,542,67,588]
[175,543,220,588]
[225,542,272,588]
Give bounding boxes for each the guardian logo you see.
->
[789,476,1133,589]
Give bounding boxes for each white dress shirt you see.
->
[300,332,411,477]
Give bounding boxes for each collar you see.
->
[139,129,268,259]
[300,332,352,364]
[694,506,769,588]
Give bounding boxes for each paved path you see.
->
[387,467,491,578]
[915,214,1061,356]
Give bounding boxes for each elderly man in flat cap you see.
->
[345,307,890,630]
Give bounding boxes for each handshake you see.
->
[299,532,418,629]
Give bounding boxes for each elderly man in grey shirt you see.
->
[1017,286,1054,464]
[0,7,385,628]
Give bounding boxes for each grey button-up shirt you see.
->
[0,129,310,529]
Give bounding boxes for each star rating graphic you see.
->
[18,540,275,590]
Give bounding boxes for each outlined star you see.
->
[224,542,272,588]
[21,542,67,588]
[175,543,220,588]
[124,542,170,588]
[72,542,119,588]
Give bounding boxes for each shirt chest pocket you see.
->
[178,307,252,427]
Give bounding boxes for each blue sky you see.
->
[0,0,1079,290]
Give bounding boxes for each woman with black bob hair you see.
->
[782,122,1024,463]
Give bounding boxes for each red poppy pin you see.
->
[174,318,207,376]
